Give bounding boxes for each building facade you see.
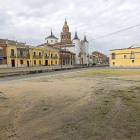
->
[92,51,108,64]
[53,19,89,64]
[110,44,140,67]
[0,39,60,68]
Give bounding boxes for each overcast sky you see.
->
[1,0,140,56]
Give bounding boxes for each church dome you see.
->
[63,19,69,28]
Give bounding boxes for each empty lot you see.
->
[0,69,140,140]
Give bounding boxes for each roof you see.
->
[53,47,75,55]
[0,39,16,44]
[92,51,105,56]
[45,31,58,39]
[83,35,88,42]
[73,31,79,40]
[37,43,52,47]
[110,44,140,51]
[53,41,73,46]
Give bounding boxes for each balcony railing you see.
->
[10,54,16,58]
[51,56,58,59]
[45,55,49,58]
[33,55,43,58]
[130,55,135,59]
[17,54,29,58]
[60,56,70,59]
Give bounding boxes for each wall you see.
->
[110,47,140,67]
[45,38,58,45]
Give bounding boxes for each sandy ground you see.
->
[0,69,140,140]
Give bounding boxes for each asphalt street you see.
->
[0,67,105,84]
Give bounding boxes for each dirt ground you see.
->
[0,69,140,140]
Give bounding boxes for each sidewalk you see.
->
[0,65,74,77]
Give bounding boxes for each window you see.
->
[39,52,41,57]
[62,35,63,39]
[0,59,3,65]
[55,54,57,57]
[51,53,53,58]
[112,53,115,59]
[33,52,36,56]
[39,60,41,65]
[132,60,134,63]
[34,60,36,65]
[51,40,53,42]
[124,55,127,59]
[113,62,115,65]
[11,49,14,56]
[20,50,23,56]
[0,48,3,56]
[131,51,134,59]
[51,61,53,65]
[55,61,57,64]
[20,60,23,64]
[47,40,48,43]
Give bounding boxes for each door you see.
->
[11,60,15,67]
[45,60,48,66]
[27,61,29,67]
[81,58,83,64]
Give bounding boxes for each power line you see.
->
[88,23,140,41]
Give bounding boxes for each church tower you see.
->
[61,19,71,42]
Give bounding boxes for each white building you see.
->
[49,19,89,64]
[58,19,89,64]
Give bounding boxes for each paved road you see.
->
[0,67,106,84]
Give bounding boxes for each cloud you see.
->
[1,0,140,56]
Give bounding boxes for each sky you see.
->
[1,0,140,56]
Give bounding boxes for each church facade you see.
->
[47,19,89,64]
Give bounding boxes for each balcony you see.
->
[10,54,16,58]
[61,56,70,59]
[130,55,135,59]
[45,55,49,58]
[33,55,43,58]
[17,54,29,58]
[51,56,58,59]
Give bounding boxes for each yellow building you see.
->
[6,40,59,68]
[109,44,140,67]
[37,43,59,66]
[7,40,28,67]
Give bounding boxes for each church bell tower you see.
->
[61,19,71,42]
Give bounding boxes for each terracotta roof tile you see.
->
[37,43,52,46]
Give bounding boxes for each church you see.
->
[46,19,89,64]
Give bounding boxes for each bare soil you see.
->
[0,69,140,140]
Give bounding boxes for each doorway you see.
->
[81,58,83,64]
[45,60,48,66]
[11,60,15,67]
[27,61,29,67]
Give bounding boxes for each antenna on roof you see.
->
[13,36,14,41]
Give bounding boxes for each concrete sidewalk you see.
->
[0,65,74,77]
